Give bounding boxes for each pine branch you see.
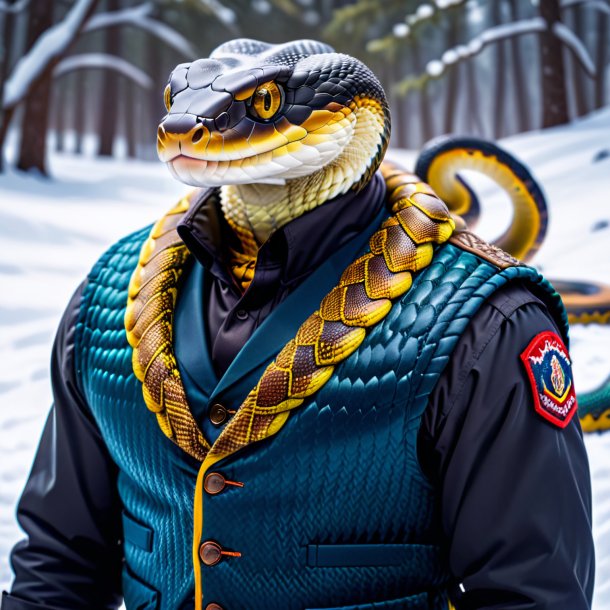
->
[394,18,547,94]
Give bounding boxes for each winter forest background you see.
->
[1,0,610,607]
[1,0,609,170]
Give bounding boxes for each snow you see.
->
[2,0,96,110]
[426,59,445,77]
[416,4,434,19]
[54,53,154,89]
[421,19,548,82]
[198,0,237,27]
[84,1,151,30]
[392,23,409,38]
[1,109,610,606]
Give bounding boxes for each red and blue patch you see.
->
[520,331,577,429]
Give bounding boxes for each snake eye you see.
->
[250,81,283,120]
[163,85,172,112]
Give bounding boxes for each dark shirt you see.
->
[3,178,595,609]
[177,173,386,376]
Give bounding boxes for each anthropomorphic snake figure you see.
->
[5,38,596,610]
[152,38,610,436]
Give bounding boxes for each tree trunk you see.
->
[465,58,484,136]
[0,0,17,171]
[54,80,67,152]
[16,0,55,174]
[97,0,120,156]
[539,0,569,127]
[74,71,86,155]
[594,11,608,109]
[145,25,167,160]
[411,41,433,145]
[125,81,137,157]
[492,0,506,138]
[570,5,589,117]
[507,0,530,133]
[394,56,408,149]
[443,12,459,135]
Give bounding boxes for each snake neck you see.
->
[220,97,388,247]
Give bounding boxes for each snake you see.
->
[131,37,608,482]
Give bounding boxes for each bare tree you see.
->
[507,0,530,132]
[97,0,120,156]
[492,0,506,137]
[540,0,569,126]
[1,0,197,173]
[16,0,56,174]
[0,0,24,170]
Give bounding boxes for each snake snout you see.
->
[157,113,212,161]
[160,113,199,135]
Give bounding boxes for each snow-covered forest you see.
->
[1,0,609,608]
[1,0,609,170]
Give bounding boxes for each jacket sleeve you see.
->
[419,281,595,610]
[2,283,123,610]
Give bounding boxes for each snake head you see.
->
[157,38,390,190]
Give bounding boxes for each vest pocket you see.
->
[123,565,159,610]
[305,591,428,609]
[122,510,154,552]
[306,543,439,568]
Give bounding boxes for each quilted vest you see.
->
[74,218,567,610]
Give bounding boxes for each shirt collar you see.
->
[176,172,387,287]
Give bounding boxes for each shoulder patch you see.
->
[520,331,577,428]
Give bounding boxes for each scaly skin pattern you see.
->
[580,377,610,432]
[125,193,210,461]
[125,165,456,462]
[157,39,389,245]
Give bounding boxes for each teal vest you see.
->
[74,217,566,610]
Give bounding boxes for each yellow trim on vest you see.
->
[193,462,206,610]
[192,412,290,610]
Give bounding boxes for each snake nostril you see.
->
[192,126,204,144]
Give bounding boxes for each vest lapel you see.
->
[210,211,386,403]
[174,205,388,446]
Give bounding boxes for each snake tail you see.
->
[579,376,610,432]
[415,135,548,262]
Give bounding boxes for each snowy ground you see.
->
[1,110,609,606]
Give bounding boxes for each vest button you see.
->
[206,604,224,610]
[204,472,226,495]
[199,541,223,566]
[209,403,228,425]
